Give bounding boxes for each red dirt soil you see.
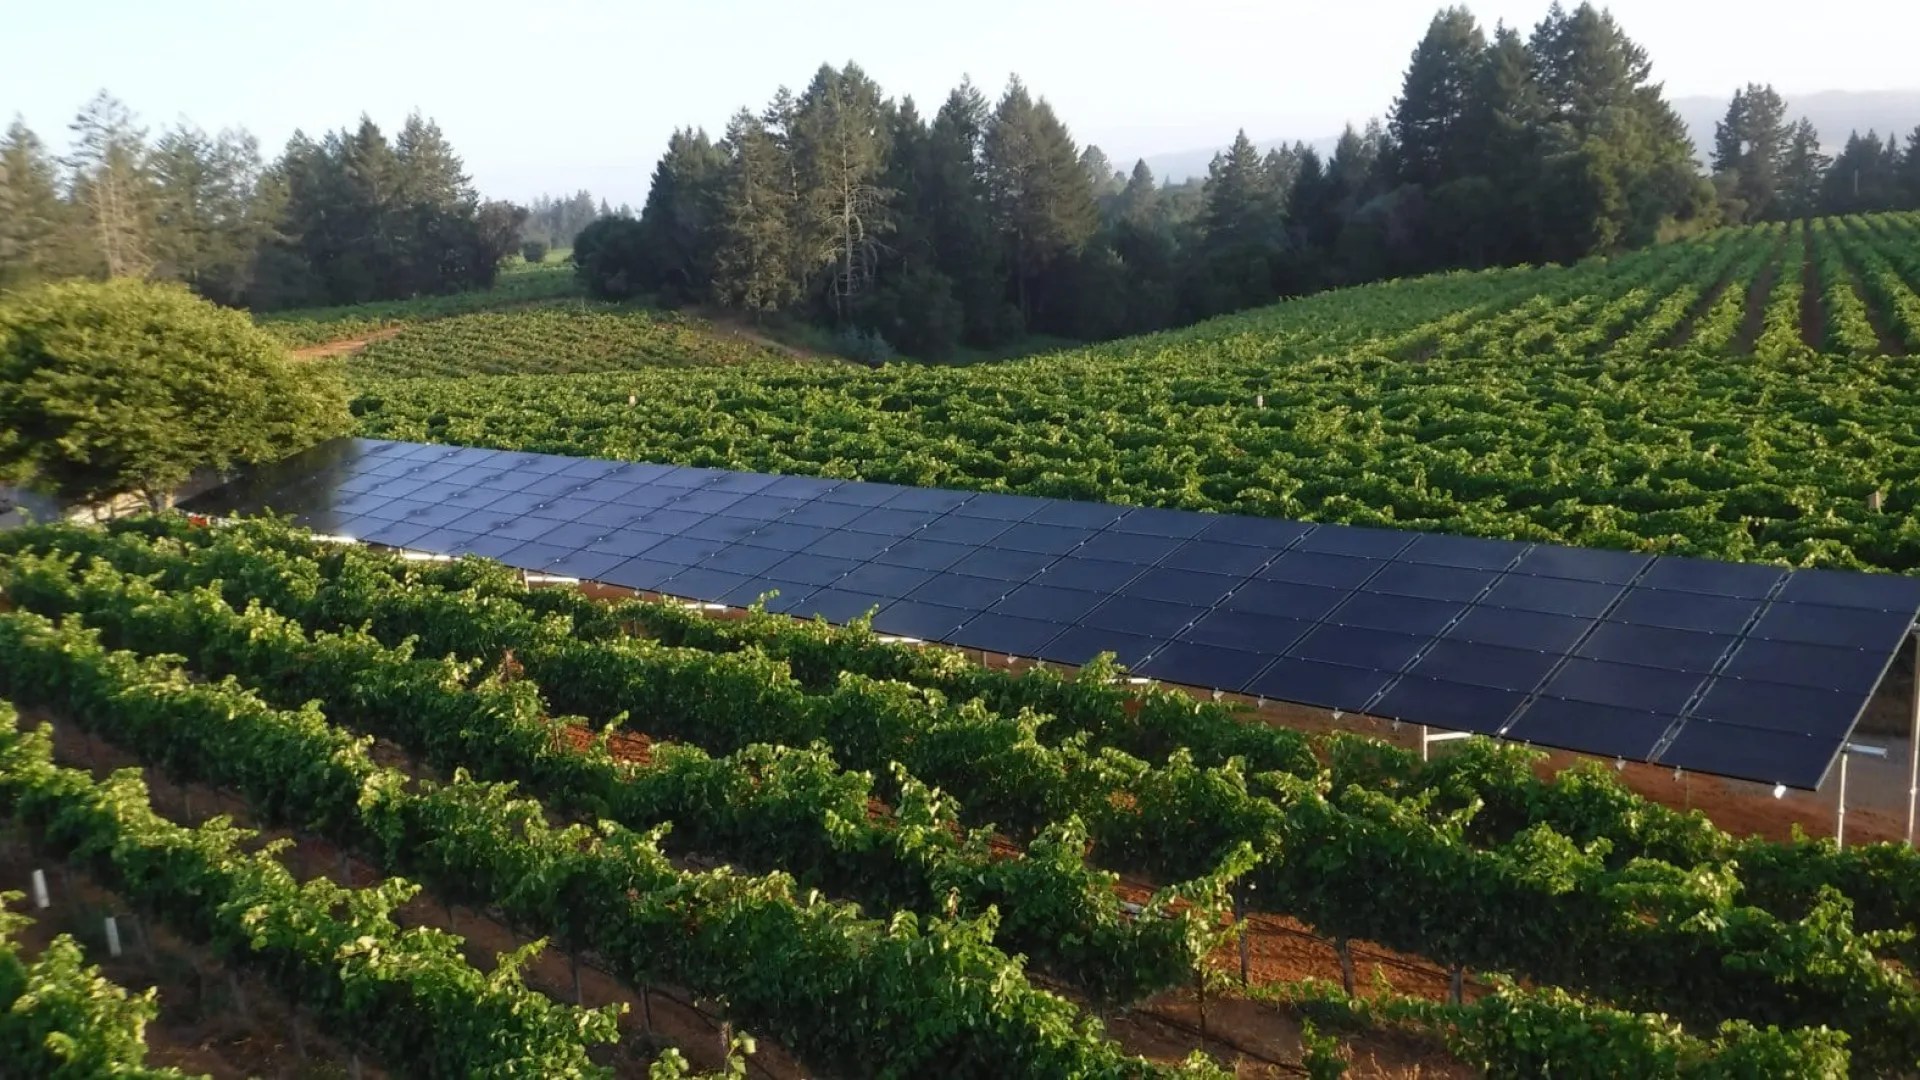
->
[289,328,403,360]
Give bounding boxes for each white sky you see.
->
[4,0,1917,204]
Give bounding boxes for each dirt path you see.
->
[291,327,402,360]
[1733,233,1785,354]
[1798,222,1823,351]
[705,315,836,363]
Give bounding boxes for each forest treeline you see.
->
[0,98,612,310]
[5,0,1920,348]
[579,1,1920,357]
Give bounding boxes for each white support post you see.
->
[1422,729,1473,763]
[1838,750,1850,851]
[1909,631,1919,847]
[104,916,122,958]
[1420,725,1429,763]
[30,869,48,909]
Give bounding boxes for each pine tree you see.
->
[1196,130,1284,313]
[924,79,1005,343]
[1079,145,1123,200]
[0,119,78,288]
[982,77,1098,328]
[1777,118,1831,218]
[633,126,726,303]
[1900,126,1920,209]
[1712,84,1790,221]
[1390,6,1488,188]
[65,91,153,279]
[713,109,799,313]
[149,123,263,304]
[1823,130,1901,213]
[790,63,893,319]
[1115,158,1161,226]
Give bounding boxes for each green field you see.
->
[348,212,1920,572]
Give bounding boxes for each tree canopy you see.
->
[0,278,350,506]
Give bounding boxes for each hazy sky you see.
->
[6,0,1917,205]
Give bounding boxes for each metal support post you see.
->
[1909,631,1919,847]
[1838,750,1849,851]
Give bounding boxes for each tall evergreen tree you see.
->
[982,77,1098,329]
[790,63,893,320]
[923,79,1006,343]
[1900,126,1920,209]
[1822,130,1902,213]
[0,119,77,288]
[633,126,726,304]
[1196,130,1285,314]
[1712,83,1790,221]
[1777,118,1831,219]
[64,91,153,279]
[148,123,264,304]
[713,109,799,313]
[1390,6,1488,188]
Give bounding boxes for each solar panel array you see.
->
[186,437,1920,790]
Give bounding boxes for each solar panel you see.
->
[183,437,1920,791]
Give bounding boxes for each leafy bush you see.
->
[0,279,350,507]
[832,325,895,366]
[521,239,551,265]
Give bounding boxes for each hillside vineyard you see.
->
[351,213,1920,575]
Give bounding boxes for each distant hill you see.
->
[1137,89,1920,184]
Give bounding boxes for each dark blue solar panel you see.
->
[585,531,671,559]
[1575,624,1736,673]
[846,507,940,538]
[1035,556,1148,593]
[1288,625,1427,671]
[1513,546,1652,584]
[949,493,1052,522]
[1198,516,1313,550]
[1688,677,1862,737]
[1327,593,1466,637]
[765,553,860,587]
[949,547,1058,582]
[1179,609,1315,654]
[1028,501,1130,529]
[1751,602,1912,651]
[802,530,895,563]
[1121,567,1242,608]
[1259,552,1385,589]
[1245,659,1392,712]
[834,563,936,599]
[1480,575,1623,619]
[1655,721,1831,788]
[794,589,891,623]
[874,538,976,572]
[905,573,1012,611]
[544,550,628,582]
[1607,588,1762,635]
[990,584,1107,624]
[722,578,813,610]
[1159,539,1276,577]
[739,521,834,553]
[915,514,1017,546]
[1036,626,1159,668]
[816,483,904,507]
[882,487,975,513]
[1137,642,1273,692]
[1505,699,1671,761]
[1780,569,1920,612]
[499,541,573,570]
[1074,531,1185,565]
[1405,639,1561,693]
[947,613,1065,656]
[1720,638,1893,693]
[1295,525,1417,559]
[1368,562,1499,603]
[996,523,1097,555]
[696,545,792,577]
[1082,596,1207,638]
[1372,678,1525,734]
[362,520,436,548]
[1221,579,1349,622]
[187,437,1920,791]
[871,601,973,640]
[781,500,872,529]
[1111,507,1212,539]
[1540,659,1707,715]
